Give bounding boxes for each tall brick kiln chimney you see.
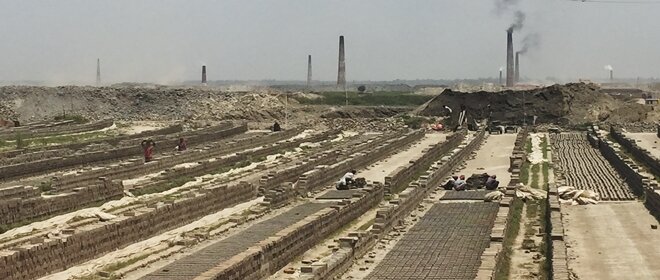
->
[610,69,613,81]
[506,30,514,87]
[515,52,520,84]
[307,55,312,87]
[337,35,346,88]
[202,65,207,85]
[96,58,101,86]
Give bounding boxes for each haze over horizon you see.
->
[1,0,659,85]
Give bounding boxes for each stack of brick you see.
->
[299,231,375,280]
[384,131,466,194]
[0,178,124,226]
[0,185,40,200]
[297,130,424,194]
[0,124,184,163]
[372,129,486,237]
[0,123,249,181]
[0,119,114,141]
[263,183,297,209]
[0,181,256,280]
[51,127,304,191]
[610,127,660,179]
[546,183,570,280]
[196,184,384,280]
[258,150,341,195]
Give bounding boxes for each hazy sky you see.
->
[1,0,659,84]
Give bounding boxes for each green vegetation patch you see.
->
[494,198,524,280]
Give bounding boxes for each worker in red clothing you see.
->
[141,139,156,163]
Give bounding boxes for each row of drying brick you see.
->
[0,181,256,280]
[0,129,313,232]
[480,129,529,279]
[546,183,570,280]
[298,130,485,280]
[297,130,425,195]
[592,128,660,222]
[384,131,465,195]
[0,119,114,141]
[610,127,660,180]
[0,124,184,165]
[263,130,420,208]
[0,178,124,226]
[136,130,335,194]
[0,123,247,181]
[195,184,385,280]
[258,133,387,195]
[51,127,296,192]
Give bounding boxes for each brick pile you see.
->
[297,130,424,194]
[0,178,124,226]
[0,119,114,141]
[384,131,466,194]
[0,181,256,280]
[0,123,248,181]
[193,184,384,280]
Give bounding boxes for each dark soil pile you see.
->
[417,83,652,125]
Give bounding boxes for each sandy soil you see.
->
[458,134,517,184]
[563,202,660,279]
[624,133,660,158]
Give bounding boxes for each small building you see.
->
[645,98,659,105]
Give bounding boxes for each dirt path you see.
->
[360,132,446,183]
[459,134,517,183]
[563,202,660,279]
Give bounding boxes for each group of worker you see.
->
[140,137,187,163]
[444,174,499,191]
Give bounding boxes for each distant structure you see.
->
[499,68,503,85]
[337,35,346,88]
[506,31,514,87]
[515,52,520,84]
[307,55,312,87]
[96,58,101,86]
[202,65,207,85]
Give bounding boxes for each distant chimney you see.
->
[515,52,520,84]
[307,55,312,87]
[506,31,514,87]
[337,36,346,88]
[610,69,613,81]
[96,58,101,86]
[499,69,503,85]
[202,65,207,84]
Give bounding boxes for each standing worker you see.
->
[141,139,156,163]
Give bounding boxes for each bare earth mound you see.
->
[418,83,652,125]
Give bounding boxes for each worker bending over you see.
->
[336,169,357,190]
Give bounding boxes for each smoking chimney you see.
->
[499,68,503,85]
[337,36,346,88]
[96,58,101,86]
[515,52,520,84]
[506,31,514,87]
[307,55,312,87]
[201,65,207,85]
[610,70,613,81]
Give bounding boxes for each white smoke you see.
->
[499,66,504,72]
[604,65,614,71]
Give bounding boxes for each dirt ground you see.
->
[624,133,660,158]
[563,202,660,279]
[360,132,447,184]
[458,133,517,184]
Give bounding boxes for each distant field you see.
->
[293,91,433,106]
